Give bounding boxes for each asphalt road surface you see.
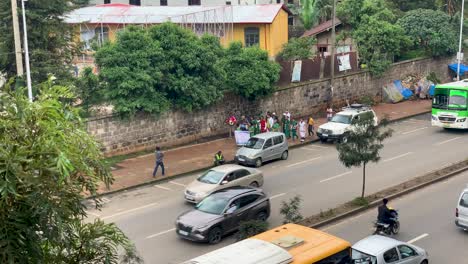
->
[86,113,468,264]
[324,170,468,263]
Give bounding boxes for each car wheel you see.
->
[207,227,222,244]
[281,150,288,160]
[255,158,262,168]
[249,181,259,188]
[256,211,268,221]
[392,222,400,234]
[420,260,428,264]
[340,135,348,143]
[320,137,327,143]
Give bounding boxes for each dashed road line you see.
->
[383,152,413,163]
[286,156,321,168]
[304,145,328,150]
[401,127,428,135]
[270,193,286,200]
[407,233,429,244]
[169,181,187,187]
[154,185,172,191]
[146,228,176,239]
[433,137,461,146]
[320,171,353,183]
[100,202,159,220]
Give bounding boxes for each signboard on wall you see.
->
[337,54,352,71]
[291,60,302,82]
[234,130,251,146]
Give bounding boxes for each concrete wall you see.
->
[87,57,453,156]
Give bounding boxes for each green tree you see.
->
[148,23,226,112]
[224,42,280,100]
[0,78,140,263]
[397,9,458,57]
[74,67,105,114]
[236,220,269,241]
[280,195,304,224]
[278,37,317,61]
[300,0,333,29]
[95,26,170,116]
[387,0,437,12]
[336,117,393,198]
[0,0,86,83]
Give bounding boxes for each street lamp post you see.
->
[457,0,465,81]
[20,0,33,102]
[329,0,336,102]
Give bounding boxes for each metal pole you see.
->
[21,0,33,102]
[329,0,336,101]
[11,0,24,76]
[457,0,465,81]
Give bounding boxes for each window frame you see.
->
[383,247,400,263]
[397,245,418,259]
[238,194,260,208]
[129,0,141,5]
[263,138,273,149]
[460,192,468,207]
[188,0,201,5]
[233,169,251,180]
[244,27,260,47]
[273,135,284,145]
[160,0,168,5]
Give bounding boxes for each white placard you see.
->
[234,130,251,146]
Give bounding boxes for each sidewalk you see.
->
[99,100,432,194]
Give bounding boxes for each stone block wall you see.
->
[87,57,453,156]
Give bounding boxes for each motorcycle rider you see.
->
[377,198,396,231]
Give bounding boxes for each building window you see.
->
[226,1,231,4]
[276,0,281,3]
[160,0,167,5]
[129,0,141,5]
[188,0,201,5]
[288,0,293,3]
[288,15,293,25]
[244,27,259,47]
[104,0,111,3]
[95,26,109,46]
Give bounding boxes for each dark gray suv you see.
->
[175,187,270,244]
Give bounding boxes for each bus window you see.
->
[448,89,467,110]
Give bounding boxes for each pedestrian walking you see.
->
[291,118,298,141]
[326,106,334,121]
[299,118,306,142]
[152,146,165,177]
[308,115,315,136]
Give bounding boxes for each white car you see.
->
[184,165,264,203]
[352,235,429,264]
[455,185,468,229]
[317,104,378,143]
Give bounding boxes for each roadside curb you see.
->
[309,161,468,229]
[88,110,431,200]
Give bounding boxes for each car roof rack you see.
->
[341,103,371,113]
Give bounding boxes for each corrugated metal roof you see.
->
[64,3,288,24]
[302,18,342,37]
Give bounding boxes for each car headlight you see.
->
[317,128,323,133]
[431,115,438,121]
[457,118,466,122]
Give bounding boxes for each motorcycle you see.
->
[373,209,400,236]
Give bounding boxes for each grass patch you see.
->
[396,48,429,61]
[351,197,369,207]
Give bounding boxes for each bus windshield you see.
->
[433,89,467,110]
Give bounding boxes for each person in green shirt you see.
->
[284,118,291,138]
[272,121,280,132]
[291,118,298,141]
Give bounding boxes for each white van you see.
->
[180,238,292,264]
[455,186,468,229]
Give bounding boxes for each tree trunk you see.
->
[361,162,366,198]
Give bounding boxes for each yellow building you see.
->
[65,3,290,58]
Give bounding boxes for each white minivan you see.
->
[455,186,468,229]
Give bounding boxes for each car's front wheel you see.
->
[281,150,288,160]
[207,227,222,244]
[256,211,268,221]
[255,158,262,168]
[320,137,327,143]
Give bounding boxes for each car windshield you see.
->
[244,137,265,149]
[195,195,230,215]
[197,170,225,184]
[351,249,377,264]
[331,114,352,124]
[433,89,468,110]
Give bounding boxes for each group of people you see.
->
[233,111,317,143]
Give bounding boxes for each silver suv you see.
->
[317,104,378,143]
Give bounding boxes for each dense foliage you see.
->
[0,79,140,263]
[336,117,393,198]
[223,42,281,101]
[300,0,333,29]
[0,0,86,83]
[278,37,317,61]
[93,23,280,115]
[397,9,458,57]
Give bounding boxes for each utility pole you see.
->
[20,0,33,102]
[456,0,465,81]
[329,0,336,102]
[11,0,24,76]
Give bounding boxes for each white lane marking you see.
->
[433,137,461,146]
[383,152,413,163]
[304,145,328,150]
[100,202,159,220]
[101,197,111,203]
[320,171,353,183]
[286,156,321,168]
[154,185,172,191]
[169,181,187,187]
[270,193,286,200]
[407,233,429,244]
[146,228,176,239]
[87,211,101,217]
[401,127,428,135]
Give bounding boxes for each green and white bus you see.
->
[431,80,468,129]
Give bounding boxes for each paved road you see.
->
[86,113,468,264]
[324,170,468,263]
